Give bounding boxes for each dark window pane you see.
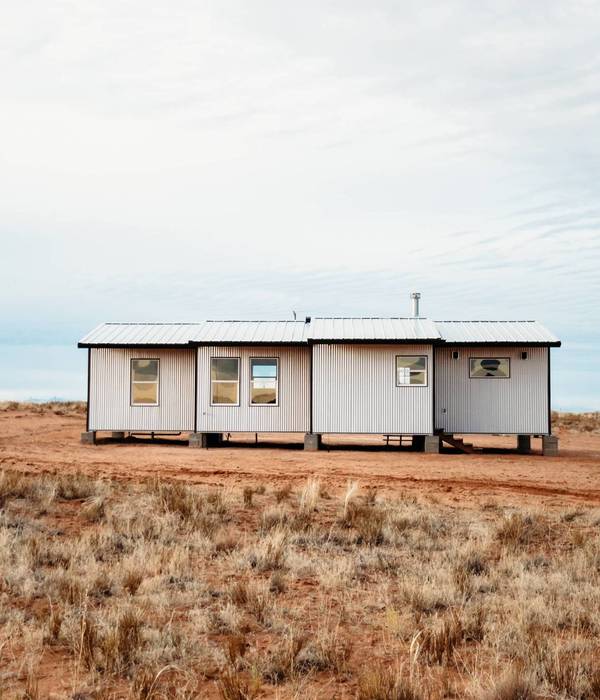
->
[410,371,426,385]
[470,358,510,378]
[396,356,426,370]
[211,358,239,381]
[132,359,158,382]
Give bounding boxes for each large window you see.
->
[131,359,159,405]
[211,357,240,405]
[250,358,278,405]
[396,356,427,386]
[469,357,510,378]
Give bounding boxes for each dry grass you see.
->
[552,410,600,433]
[0,400,86,415]
[1,468,600,698]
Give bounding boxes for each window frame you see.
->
[249,356,279,407]
[210,356,241,406]
[469,357,511,379]
[395,355,428,387]
[130,358,160,407]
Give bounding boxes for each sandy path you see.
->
[1,409,600,507]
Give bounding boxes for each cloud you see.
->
[0,0,599,406]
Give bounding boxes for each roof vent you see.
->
[410,292,421,318]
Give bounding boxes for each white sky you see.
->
[0,1,599,407]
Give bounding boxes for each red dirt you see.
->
[1,409,599,507]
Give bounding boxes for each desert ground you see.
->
[1,404,600,699]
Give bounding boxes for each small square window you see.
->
[521,351,528,360]
[452,351,460,360]
[396,356,428,386]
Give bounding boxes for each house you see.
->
[78,295,561,455]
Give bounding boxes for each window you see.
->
[211,358,240,405]
[131,359,159,405]
[250,358,278,405]
[469,357,510,378]
[452,351,460,360]
[396,356,427,386]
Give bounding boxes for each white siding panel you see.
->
[89,348,195,431]
[197,346,310,432]
[313,344,433,434]
[435,346,549,434]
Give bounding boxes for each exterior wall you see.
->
[434,346,549,434]
[196,346,310,432]
[312,344,433,434]
[89,348,195,432]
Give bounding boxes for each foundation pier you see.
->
[542,435,559,456]
[424,435,440,453]
[517,435,531,454]
[81,431,96,445]
[304,433,322,451]
[189,432,223,448]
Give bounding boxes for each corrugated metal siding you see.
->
[197,346,310,432]
[435,321,559,344]
[435,346,549,434]
[309,318,440,341]
[89,348,195,431]
[313,344,433,434]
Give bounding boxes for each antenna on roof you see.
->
[410,292,421,318]
[292,310,297,320]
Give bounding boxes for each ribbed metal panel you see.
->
[193,321,308,344]
[313,344,433,434]
[89,348,195,431]
[80,319,560,346]
[80,323,203,345]
[435,321,559,344]
[80,321,308,345]
[434,346,549,434]
[197,346,310,432]
[309,318,440,341]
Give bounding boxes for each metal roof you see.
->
[79,319,560,347]
[308,317,441,341]
[191,321,309,344]
[78,323,203,346]
[435,321,560,345]
[78,321,309,346]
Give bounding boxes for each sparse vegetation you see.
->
[1,467,600,698]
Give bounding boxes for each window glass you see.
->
[132,359,158,382]
[250,358,278,404]
[211,358,239,381]
[212,381,239,404]
[131,359,159,405]
[211,358,240,404]
[251,359,278,379]
[396,356,428,386]
[470,358,510,378]
[132,382,158,404]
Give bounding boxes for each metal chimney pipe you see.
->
[410,292,421,318]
